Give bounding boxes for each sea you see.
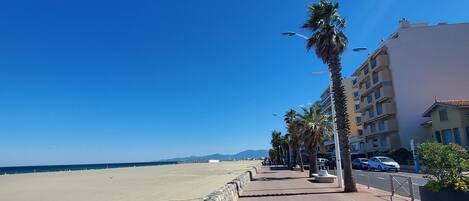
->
[0,161,178,175]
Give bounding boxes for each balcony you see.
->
[356,66,370,82]
[358,79,373,96]
[320,93,331,104]
[363,102,396,123]
[375,85,394,102]
[371,54,389,72]
[358,97,373,112]
[364,118,398,136]
[371,68,392,87]
[376,102,396,116]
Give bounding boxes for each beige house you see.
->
[351,20,469,155]
[422,100,469,148]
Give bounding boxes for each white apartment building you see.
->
[351,19,469,155]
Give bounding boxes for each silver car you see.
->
[352,158,368,169]
[367,156,400,172]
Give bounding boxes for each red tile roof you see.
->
[422,99,469,117]
[435,99,469,107]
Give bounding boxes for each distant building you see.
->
[351,19,469,155]
[319,78,364,156]
[422,99,469,148]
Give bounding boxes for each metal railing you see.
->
[389,175,414,201]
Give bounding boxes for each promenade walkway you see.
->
[239,166,416,201]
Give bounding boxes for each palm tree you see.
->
[297,104,332,177]
[284,109,305,172]
[301,0,357,192]
[281,134,291,168]
[270,130,283,165]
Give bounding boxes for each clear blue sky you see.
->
[1,0,468,166]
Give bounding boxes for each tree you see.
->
[270,130,283,165]
[284,109,305,172]
[282,134,291,168]
[301,0,357,192]
[418,143,469,192]
[297,104,332,177]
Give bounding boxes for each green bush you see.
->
[387,148,413,165]
[418,142,469,192]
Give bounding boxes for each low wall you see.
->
[203,163,261,201]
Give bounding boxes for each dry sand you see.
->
[0,161,260,201]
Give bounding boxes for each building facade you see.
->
[422,100,469,149]
[319,78,364,156]
[351,20,469,154]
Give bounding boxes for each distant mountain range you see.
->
[158,150,268,162]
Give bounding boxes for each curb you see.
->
[202,163,261,201]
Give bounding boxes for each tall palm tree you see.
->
[284,109,305,172]
[301,0,357,192]
[297,104,332,177]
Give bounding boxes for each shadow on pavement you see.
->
[239,191,343,198]
[253,176,304,181]
[269,166,290,171]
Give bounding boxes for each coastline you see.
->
[0,160,260,201]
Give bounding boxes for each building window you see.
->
[442,129,453,144]
[366,80,371,89]
[353,79,357,85]
[376,102,383,115]
[371,58,377,69]
[364,66,370,75]
[435,131,441,143]
[354,91,359,98]
[356,116,362,123]
[380,137,387,146]
[439,109,448,121]
[453,128,461,145]
[370,123,376,133]
[369,110,375,118]
[358,129,363,136]
[355,104,360,110]
[374,89,381,99]
[367,95,373,104]
[378,121,385,131]
[372,72,379,84]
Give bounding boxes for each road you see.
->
[329,169,427,200]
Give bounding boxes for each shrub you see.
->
[418,142,469,192]
[387,148,413,165]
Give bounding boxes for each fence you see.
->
[389,175,415,201]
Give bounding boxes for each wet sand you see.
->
[0,161,260,201]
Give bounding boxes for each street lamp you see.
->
[282,31,367,189]
[282,32,309,40]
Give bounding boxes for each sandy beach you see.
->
[0,161,260,201]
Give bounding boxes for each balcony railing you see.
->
[364,119,398,136]
[371,54,389,72]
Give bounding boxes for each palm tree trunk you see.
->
[328,57,357,192]
[298,148,305,172]
[293,149,298,167]
[309,146,319,177]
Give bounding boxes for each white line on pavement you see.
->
[377,177,385,180]
[359,174,365,176]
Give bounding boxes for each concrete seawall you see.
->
[203,163,261,201]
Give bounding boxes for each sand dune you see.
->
[0,161,260,201]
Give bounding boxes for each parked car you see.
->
[352,158,368,169]
[367,156,400,172]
